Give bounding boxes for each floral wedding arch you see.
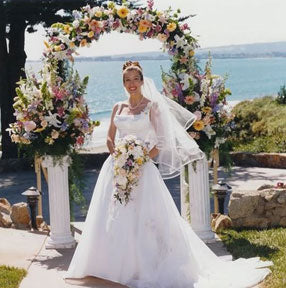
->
[7,1,232,240]
[9,0,233,157]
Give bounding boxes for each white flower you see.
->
[72,19,80,28]
[44,111,61,128]
[116,175,127,187]
[215,137,226,148]
[174,35,187,49]
[179,73,197,91]
[203,125,216,139]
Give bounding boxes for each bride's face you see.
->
[123,69,143,96]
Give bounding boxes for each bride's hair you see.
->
[122,60,143,81]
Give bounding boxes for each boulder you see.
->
[10,202,30,229]
[211,213,232,232]
[0,212,12,228]
[0,198,11,215]
[241,216,270,229]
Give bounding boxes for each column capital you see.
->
[42,155,71,169]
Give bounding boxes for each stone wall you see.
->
[228,188,286,228]
[230,152,286,169]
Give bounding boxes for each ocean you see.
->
[26,57,286,148]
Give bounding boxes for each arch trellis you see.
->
[8,1,233,244]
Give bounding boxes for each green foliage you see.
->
[220,228,286,288]
[0,266,27,288]
[276,84,286,105]
[69,152,87,219]
[230,96,286,152]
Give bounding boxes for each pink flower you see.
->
[180,23,190,31]
[57,107,65,117]
[155,25,162,32]
[23,121,36,132]
[184,96,195,105]
[179,57,188,64]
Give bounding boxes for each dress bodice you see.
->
[114,102,157,150]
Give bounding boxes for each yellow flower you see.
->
[117,6,129,18]
[167,22,177,32]
[193,120,205,131]
[136,158,143,165]
[138,25,148,33]
[95,11,103,18]
[80,39,87,47]
[88,31,94,38]
[54,45,62,52]
[189,50,195,57]
[202,107,212,114]
[64,25,72,34]
[69,41,76,48]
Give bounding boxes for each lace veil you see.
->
[141,77,204,179]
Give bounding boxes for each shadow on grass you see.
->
[219,229,279,260]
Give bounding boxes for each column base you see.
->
[193,229,216,243]
[45,235,76,249]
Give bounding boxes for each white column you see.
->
[180,165,191,223]
[188,156,215,242]
[42,155,76,249]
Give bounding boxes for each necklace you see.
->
[128,95,144,110]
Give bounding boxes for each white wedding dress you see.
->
[65,102,272,288]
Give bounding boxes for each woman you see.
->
[65,61,272,287]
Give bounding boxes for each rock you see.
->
[242,216,270,228]
[39,221,50,232]
[273,207,286,217]
[0,212,12,228]
[279,217,286,227]
[262,190,280,202]
[254,198,265,215]
[36,215,44,228]
[269,215,281,226]
[211,214,232,232]
[257,184,275,191]
[10,202,30,229]
[277,193,286,204]
[228,191,260,219]
[0,198,11,215]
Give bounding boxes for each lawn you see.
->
[0,266,27,288]
[220,227,286,288]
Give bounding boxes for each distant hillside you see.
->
[196,41,286,59]
[55,41,286,62]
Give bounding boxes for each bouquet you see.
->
[113,135,150,205]
[7,62,99,156]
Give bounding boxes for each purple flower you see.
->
[210,92,218,108]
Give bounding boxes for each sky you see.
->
[25,0,286,60]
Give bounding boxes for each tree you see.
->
[0,0,134,159]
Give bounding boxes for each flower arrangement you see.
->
[42,0,197,65]
[7,61,99,156]
[113,135,150,205]
[162,57,234,155]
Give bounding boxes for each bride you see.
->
[65,61,272,288]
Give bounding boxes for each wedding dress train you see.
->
[65,102,272,288]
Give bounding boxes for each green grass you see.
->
[219,227,286,288]
[0,266,27,288]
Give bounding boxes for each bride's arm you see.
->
[149,146,159,159]
[106,103,119,154]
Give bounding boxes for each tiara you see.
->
[122,61,142,72]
